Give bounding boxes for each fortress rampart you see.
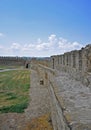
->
[31,63,70,130]
[31,44,91,130]
[50,44,91,86]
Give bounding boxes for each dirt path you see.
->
[25,69,50,119]
[0,69,52,130]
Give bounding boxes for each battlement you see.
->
[50,44,91,86]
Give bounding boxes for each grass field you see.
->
[0,69,30,113]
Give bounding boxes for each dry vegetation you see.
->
[24,113,53,130]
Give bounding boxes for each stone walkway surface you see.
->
[25,69,50,119]
[54,71,91,130]
[0,69,52,130]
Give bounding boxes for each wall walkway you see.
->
[32,63,91,130]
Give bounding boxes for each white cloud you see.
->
[36,42,49,50]
[22,44,36,51]
[37,38,42,44]
[48,34,57,46]
[58,37,83,53]
[0,33,4,37]
[11,43,21,50]
[36,34,58,51]
[48,34,57,42]
[0,34,86,56]
[0,45,3,49]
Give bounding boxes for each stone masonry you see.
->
[50,44,91,86]
[31,44,91,130]
[0,56,26,67]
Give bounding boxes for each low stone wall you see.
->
[31,61,91,130]
[35,64,70,130]
[0,56,26,66]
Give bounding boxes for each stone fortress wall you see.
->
[31,44,91,130]
[0,56,26,67]
[50,44,91,86]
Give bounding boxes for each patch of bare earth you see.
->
[0,113,27,130]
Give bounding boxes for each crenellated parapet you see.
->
[50,44,91,86]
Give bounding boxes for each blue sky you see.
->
[0,0,91,57]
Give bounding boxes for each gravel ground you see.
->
[0,69,51,130]
[54,71,91,129]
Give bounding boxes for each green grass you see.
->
[0,69,30,113]
[0,102,28,113]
